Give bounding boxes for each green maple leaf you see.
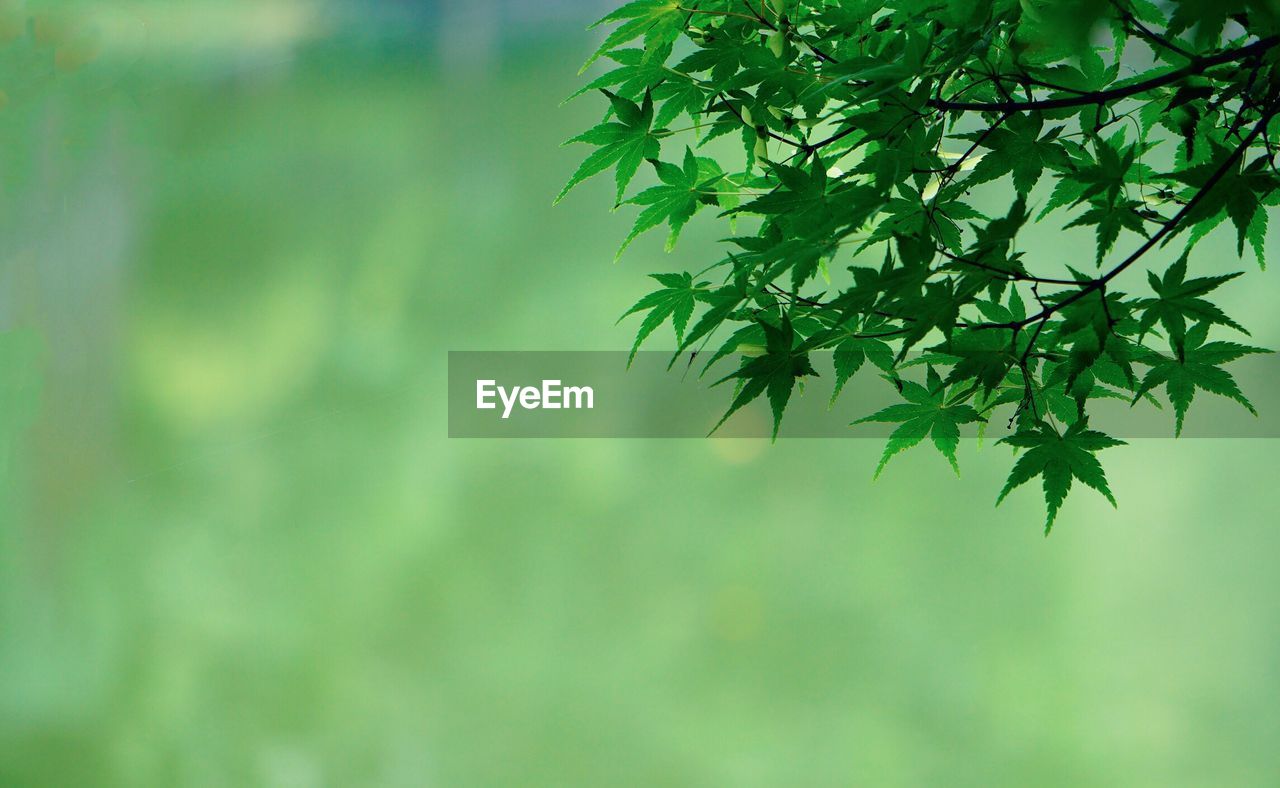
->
[1064,199,1148,266]
[955,197,1030,284]
[997,420,1126,534]
[1053,137,1156,264]
[737,159,831,218]
[619,272,706,364]
[1136,254,1247,347]
[712,316,817,440]
[963,114,1069,195]
[854,367,983,478]
[618,148,726,259]
[1132,322,1269,435]
[569,46,709,130]
[1061,136,1139,206]
[1166,0,1244,49]
[557,90,661,206]
[931,328,1017,396]
[581,0,687,73]
[830,333,894,405]
[566,47,667,102]
[1173,145,1279,254]
[892,280,963,356]
[653,75,708,128]
[673,25,754,88]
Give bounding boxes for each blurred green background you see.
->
[2,1,1280,785]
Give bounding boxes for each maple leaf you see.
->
[997,420,1126,534]
[557,91,661,206]
[617,148,728,259]
[1132,322,1270,436]
[854,367,983,478]
[618,272,706,364]
[581,0,687,73]
[1135,254,1247,348]
[830,334,894,406]
[963,114,1070,195]
[712,316,818,440]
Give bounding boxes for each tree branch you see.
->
[929,37,1279,113]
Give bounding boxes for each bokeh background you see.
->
[2,1,1280,785]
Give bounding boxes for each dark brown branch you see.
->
[929,37,1279,113]
[933,247,1082,286]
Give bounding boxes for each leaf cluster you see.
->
[566,0,1280,532]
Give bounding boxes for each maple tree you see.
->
[563,0,1278,532]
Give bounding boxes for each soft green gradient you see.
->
[2,3,1280,785]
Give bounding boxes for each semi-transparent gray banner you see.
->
[447,351,1280,439]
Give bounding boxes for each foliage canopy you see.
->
[564,0,1280,532]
